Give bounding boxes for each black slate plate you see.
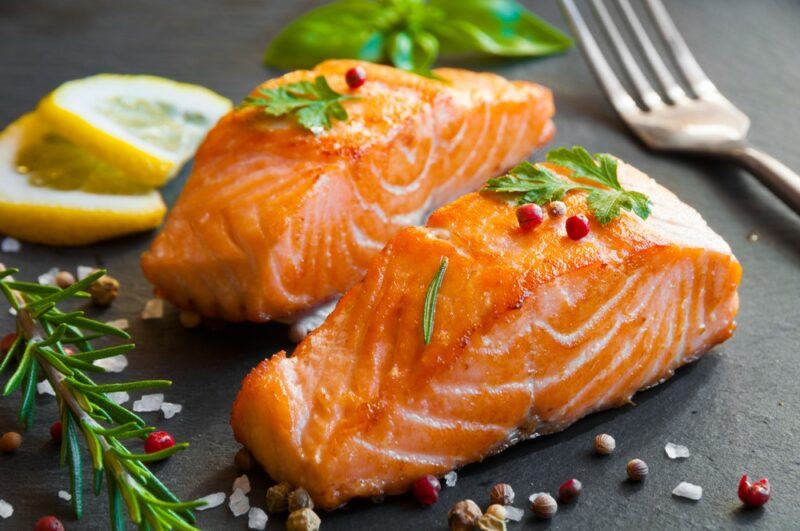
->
[1,1,799,529]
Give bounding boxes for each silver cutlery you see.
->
[559,0,800,216]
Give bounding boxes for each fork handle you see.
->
[729,146,800,216]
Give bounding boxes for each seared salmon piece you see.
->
[231,160,741,509]
[141,60,555,322]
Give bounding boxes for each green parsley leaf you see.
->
[241,76,356,132]
[484,146,653,225]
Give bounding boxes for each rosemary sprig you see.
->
[422,257,448,345]
[0,264,202,530]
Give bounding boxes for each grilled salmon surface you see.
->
[231,160,741,509]
[141,60,554,322]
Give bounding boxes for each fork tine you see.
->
[590,0,664,111]
[616,0,687,103]
[558,0,639,117]
[644,0,717,98]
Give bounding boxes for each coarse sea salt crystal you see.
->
[9,308,17,316]
[142,298,165,320]
[1,237,20,253]
[77,265,95,280]
[196,492,225,511]
[672,482,703,501]
[58,490,72,501]
[0,499,12,518]
[443,470,457,487]
[161,402,183,419]
[94,354,128,373]
[248,507,268,530]
[133,393,164,412]
[107,391,130,404]
[106,318,129,330]
[505,506,525,522]
[229,488,250,517]
[233,474,251,495]
[37,379,56,396]
[38,267,59,286]
[665,442,690,459]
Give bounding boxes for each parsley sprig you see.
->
[485,146,652,225]
[241,76,357,132]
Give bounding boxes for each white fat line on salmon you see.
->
[471,112,508,181]
[351,437,455,467]
[268,251,312,306]
[281,364,311,445]
[429,380,533,398]
[189,215,245,316]
[448,103,490,182]
[284,299,339,342]
[396,407,507,434]
[638,266,685,388]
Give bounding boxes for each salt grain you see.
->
[444,470,457,487]
[38,267,60,286]
[1,237,21,253]
[196,492,225,511]
[94,354,128,373]
[9,308,16,316]
[37,379,56,396]
[105,318,129,330]
[161,402,183,419]
[58,490,71,502]
[77,265,95,280]
[133,393,164,412]
[248,507,268,530]
[142,299,165,320]
[233,474,251,495]
[107,391,130,404]
[0,499,12,519]
[672,481,702,501]
[505,506,525,522]
[665,442,690,459]
[229,488,250,517]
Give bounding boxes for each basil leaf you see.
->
[428,0,571,57]
[388,31,416,71]
[264,0,392,70]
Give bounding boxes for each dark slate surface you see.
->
[1,0,799,529]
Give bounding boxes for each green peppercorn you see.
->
[288,487,314,512]
[265,481,292,513]
[88,275,119,307]
[286,507,321,531]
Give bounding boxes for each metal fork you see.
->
[560,0,800,216]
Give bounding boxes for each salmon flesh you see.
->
[141,60,555,322]
[231,160,741,509]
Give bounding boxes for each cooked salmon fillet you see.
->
[231,159,741,509]
[141,60,555,322]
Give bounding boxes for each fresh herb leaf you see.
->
[422,257,448,345]
[242,76,356,132]
[263,0,571,74]
[485,146,652,225]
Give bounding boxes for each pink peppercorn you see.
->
[50,421,62,443]
[1,333,17,355]
[412,475,441,505]
[144,431,176,456]
[516,203,544,230]
[558,478,583,503]
[566,214,590,240]
[738,475,770,507]
[34,516,64,531]
[345,66,367,89]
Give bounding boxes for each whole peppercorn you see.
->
[55,270,76,289]
[594,433,616,455]
[286,507,321,531]
[1,332,17,355]
[627,458,649,481]
[234,447,253,471]
[50,421,63,443]
[88,274,119,307]
[566,214,590,240]
[486,504,507,520]
[412,474,441,505]
[490,483,515,505]
[288,487,315,512]
[144,431,175,456]
[266,481,293,513]
[531,493,557,519]
[549,200,567,216]
[345,66,367,89]
[516,203,544,230]
[474,513,505,530]
[0,431,22,453]
[34,516,64,531]
[179,310,202,329]
[558,478,582,503]
[448,499,482,531]
[738,475,771,507]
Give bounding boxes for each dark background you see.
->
[1,0,799,529]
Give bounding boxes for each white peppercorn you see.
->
[286,507,321,531]
[627,458,648,481]
[531,493,557,519]
[448,499,481,531]
[594,433,616,455]
[490,483,515,505]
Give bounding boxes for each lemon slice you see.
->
[37,74,232,187]
[0,113,166,246]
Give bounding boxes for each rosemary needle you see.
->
[422,257,449,345]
